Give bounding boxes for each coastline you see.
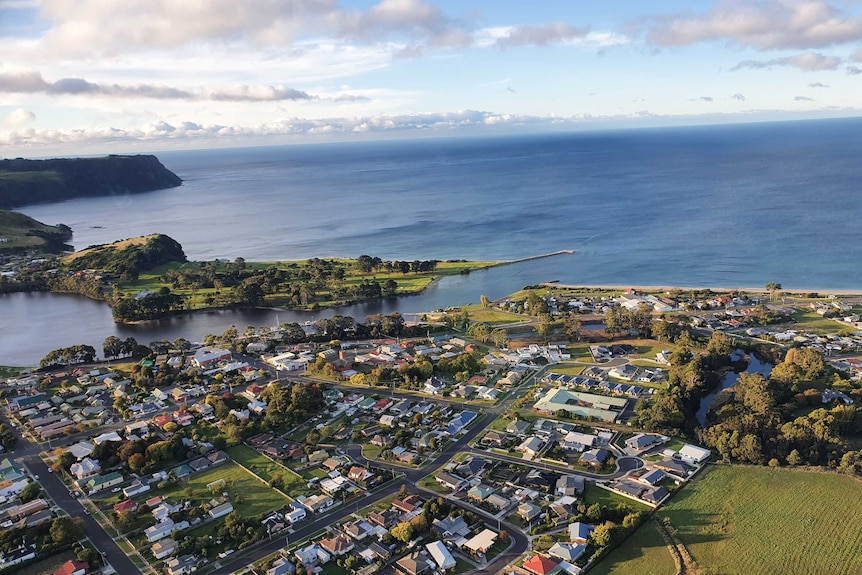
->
[543,282,862,297]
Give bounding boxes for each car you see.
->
[33,474,39,480]
[111,487,122,493]
[84,509,90,515]
[47,468,53,473]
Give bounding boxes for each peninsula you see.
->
[0,154,182,209]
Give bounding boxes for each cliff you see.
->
[0,154,182,209]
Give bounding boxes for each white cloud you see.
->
[794,95,816,100]
[732,92,746,100]
[731,51,842,71]
[647,0,862,50]
[847,64,862,73]
[3,108,36,127]
[807,81,830,86]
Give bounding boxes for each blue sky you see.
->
[2,0,862,154]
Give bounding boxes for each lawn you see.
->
[584,484,650,512]
[463,304,529,326]
[788,311,846,334]
[226,444,300,485]
[590,520,676,575]
[0,365,29,377]
[547,364,585,376]
[147,462,291,520]
[660,465,862,575]
[418,476,449,494]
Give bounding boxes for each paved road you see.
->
[466,448,643,481]
[21,455,141,575]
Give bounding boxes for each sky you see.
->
[2,0,862,155]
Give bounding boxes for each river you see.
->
[0,256,566,367]
[695,351,774,427]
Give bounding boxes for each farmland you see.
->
[660,465,862,575]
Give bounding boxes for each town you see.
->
[2,284,862,575]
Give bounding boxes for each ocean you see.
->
[5,117,862,365]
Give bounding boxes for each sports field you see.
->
[660,465,862,575]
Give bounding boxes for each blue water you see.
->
[5,118,862,365]
[21,117,862,290]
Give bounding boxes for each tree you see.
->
[480,294,491,308]
[765,282,782,301]
[564,315,582,342]
[786,449,802,466]
[18,482,42,503]
[490,328,509,349]
[468,323,491,343]
[50,516,84,545]
[102,335,123,359]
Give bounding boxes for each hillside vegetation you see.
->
[0,209,72,253]
[0,154,182,209]
[64,234,187,280]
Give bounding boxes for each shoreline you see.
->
[542,282,862,297]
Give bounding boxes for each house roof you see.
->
[524,554,560,575]
[54,559,88,575]
[548,543,585,563]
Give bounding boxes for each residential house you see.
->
[555,475,585,496]
[518,502,542,523]
[285,508,307,524]
[506,420,530,436]
[639,469,666,486]
[343,520,373,541]
[455,456,488,478]
[397,551,433,575]
[368,509,399,529]
[548,543,586,563]
[70,457,100,480]
[568,522,594,544]
[114,499,138,514]
[192,347,232,368]
[481,431,504,447]
[467,484,495,502]
[523,554,560,575]
[654,458,690,477]
[76,471,123,495]
[267,557,297,575]
[625,433,662,451]
[486,493,510,511]
[145,519,177,543]
[434,472,464,491]
[678,444,711,464]
[463,529,497,555]
[123,480,150,498]
[151,538,179,560]
[53,559,88,575]
[319,535,354,557]
[518,436,543,457]
[426,541,456,570]
[424,377,445,395]
[347,466,374,483]
[578,449,609,469]
[165,554,198,575]
[294,544,331,566]
[392,494,423,514]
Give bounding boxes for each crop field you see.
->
[660,465,862,575]
[591,521,675,575]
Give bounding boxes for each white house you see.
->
[678,444,711,464]
[426,540,456,570]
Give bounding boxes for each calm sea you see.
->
[5,117,862,365]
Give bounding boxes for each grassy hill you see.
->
[63,234,187,277]
[0,209,72,253]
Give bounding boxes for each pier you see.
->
[498,249,574,266]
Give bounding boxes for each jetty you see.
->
[498,249,574,266]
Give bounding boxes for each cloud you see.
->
[207,85,313,101]
[493,23,590,48]
[847,65,862,74]
[3,108,36,127]
[731,51,842,71]
[794,95,815,100]
[331,93,372,102]
[700,96,714,102]
[807,82,830,87]
[0,71,351,102]
[732,92,746,100]
[647,0,862,50]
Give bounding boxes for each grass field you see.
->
[149,462,291,519]
[660,465,862,575]
[463,304,529,326]
[547,363,585,376]
[226,444,302,487]
[118,258,498,310]
[591,521,676,575]
[584,484,650,511]
[787,311,848,334]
